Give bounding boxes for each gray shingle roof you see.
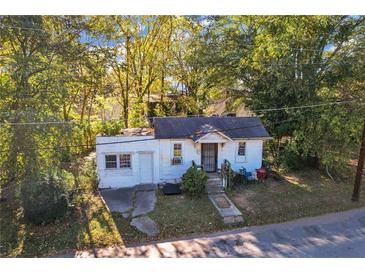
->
[153,116,271,140]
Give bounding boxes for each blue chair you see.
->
[239,167,253,181]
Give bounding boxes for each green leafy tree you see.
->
[193,16,365,170]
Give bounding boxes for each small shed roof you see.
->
[153,116,271,140]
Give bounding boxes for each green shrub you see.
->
[100,120,124,136]
[181,167,208,198]
[21,170,75,225]
[278,145,302,172]
[78,155,99,192]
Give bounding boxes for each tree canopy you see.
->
[0,15,364,199]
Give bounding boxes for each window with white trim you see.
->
[172,143,183,165]
[238,142,246,156]
[105,155,117,169]
[119,153,132,168]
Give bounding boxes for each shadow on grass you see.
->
[2,166,362,257]
[0,201,82,257]
[229,167,365,226]
[104,192,229,248]
[0,191,124,257]
[0,203,25,257]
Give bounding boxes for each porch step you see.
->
[207,178,221,182]
[207,173,220,179]
[207,179,222,185]
[206,178,224,194]
[207,183,222,189]
[206,186,224,194]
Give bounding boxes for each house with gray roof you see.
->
[96,116,271,188]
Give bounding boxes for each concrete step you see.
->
[207,178,221,183]
[207,187,222,191]
[207,181,222,186]
[208,193,244,225]
[224,215,244,224]
[207,173,221,179]
[206,187,224,194]
[207,185,222,191]
[206,177,223,192]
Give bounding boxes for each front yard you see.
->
[228,167,365,226]
[1,162,364,257]
[0,191,123,257]
[111,193,225,245]
[0,189,223,257]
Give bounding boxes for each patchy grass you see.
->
[0,180,222,256]
[0,191,123,257]
[1,155,364,257]
[149,193,225,239]
[227,167,365,226]
[111,193,225,245]
[0,153,123,257]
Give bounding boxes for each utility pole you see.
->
[352,119,365,201]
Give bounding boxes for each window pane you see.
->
[238,142,246,156]
[173,143,182,157]
[172,143,182,165]
[120,154,131,168]
[105,155,117,168]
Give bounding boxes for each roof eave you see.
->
[232,136,273,140]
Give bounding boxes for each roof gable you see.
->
[153,116,271,140]
[195,131,232,143]
[192,123,232,142]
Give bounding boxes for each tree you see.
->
[0,15,86,195]
[192,16,365,170]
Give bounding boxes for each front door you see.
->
[139,153,153,183]
[201,143,217,172]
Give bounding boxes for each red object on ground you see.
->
[256,167,267,181]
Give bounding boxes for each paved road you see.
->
[62,207,365,258]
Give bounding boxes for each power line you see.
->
[0,118,298,153]
[0,99,362,125]
[250,99,361,113]
[95,122,275,146]
[0,120,76,126]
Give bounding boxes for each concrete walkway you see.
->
[99,184,159,236]
[60,207,365,258]
[206,173,243,224]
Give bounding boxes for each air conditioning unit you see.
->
[171,157,182,165]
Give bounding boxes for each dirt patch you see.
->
[231,190,256,212]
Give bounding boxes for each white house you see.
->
[96,116,272,188]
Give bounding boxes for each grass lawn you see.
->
[227,167,365,226]
[0,191,223,257]
[0,191,123,257]
[1,161,364,257]
[111,193,225,245]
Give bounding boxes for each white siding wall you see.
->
[159,139,200,182]
[218,139,263,172]
[96,136,264,188]
[96,136,159,188]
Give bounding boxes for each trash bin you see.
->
[256,167,267,181]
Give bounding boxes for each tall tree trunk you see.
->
[124,35,130,128]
